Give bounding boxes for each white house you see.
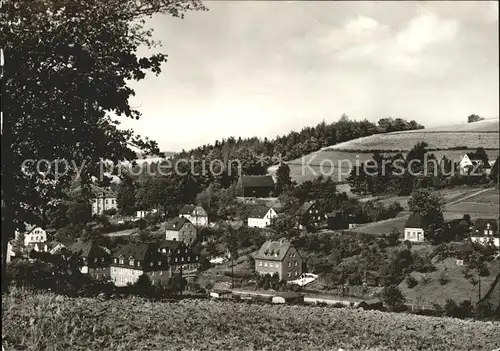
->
[15,226,47,246]
[470,219,499,247]
[69,184,117,216]
[247,207,278,228]
[404,214,427,242]
[459,153,490,176]
[179,204,208,227]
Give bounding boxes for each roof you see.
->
[179,205,196,215]
[70,184,116,198]
[404,214,429,229]
[299,201,315,215]
[247,206,273,218]
[239,175,275,188]
[158,240,184,252]
[165,217,192,231]
[254,240,292,261]
[69,242,110,259]
[326,210,342,218]
[112,242,162,261]
[473,219,498,233]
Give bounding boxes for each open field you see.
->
[3,291,499,350]
[268,119,499,184]
[325,119,499,152]
[351,187,498,235]
[400,259,500,307]
[272,148,500,184]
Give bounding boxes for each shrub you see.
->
[475,302,494,319]
[444,299,458,317]
[104,208,118,216]
[382,285,406,312]
[438,272,449,285]
[420,274,431,285]
[406,275,418,289]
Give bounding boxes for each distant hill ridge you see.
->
[324,119,499,152]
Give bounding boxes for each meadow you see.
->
[3,291,500,351]
[269,119,499,184]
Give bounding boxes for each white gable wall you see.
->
[404,227,425,242]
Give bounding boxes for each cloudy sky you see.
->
[122,1,499,151]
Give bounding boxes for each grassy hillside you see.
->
[325,119,499,152]
[269,120,499,184]
[2,291,499,351]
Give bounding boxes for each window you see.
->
[175,258,178,263]
[150,262,154,267]
[162,248,166,253]
[158,261,161,266]
[288,272,291,277]
[294,261,298,267]
[181,257,184,262]
[187,257,190,262]
[105,199,108,204]
[295,271,298,277]
[264,262,268,267]
[258,262,262,267]
[94,258,98,263]
[129,259,134,266]
[288,262,291,267]
[114,258,118,264]
[195,256,198,261]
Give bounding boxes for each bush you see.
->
[475,302,494,319]
[438,272,449,285]
[104,208,118,216]
[406,275,418,289]
[420,275,431,285]
[382,285,406,312]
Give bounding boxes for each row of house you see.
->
[403,215,499,247]
[8,236,200,287]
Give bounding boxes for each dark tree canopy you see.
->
[1,0,206,289]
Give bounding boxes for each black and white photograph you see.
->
[1,0,499,349]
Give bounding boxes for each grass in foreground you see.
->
[2,290,500,351]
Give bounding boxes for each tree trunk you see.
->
[1,88,14,293]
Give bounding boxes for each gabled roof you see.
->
[158,240,184,252]
[239,175,275,188]
[404,214,429,229]
[70,184,116,198]
[165,217,192,231]
[179,205,196,215]
[299,201,315,215]
[112,242,162,261]
[254,240,292,261]
[247,206,273,219]
[473,219,498,234]
[69,242,110,259]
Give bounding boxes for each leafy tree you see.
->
[1,0,206,290]
[66,198,92,225]
[382,285,406,312]
[490,156,499,182]
[116,176,137,215]
[275,163,293,195]
[467,114,485,123]
[408,189,444,226]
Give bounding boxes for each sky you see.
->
[121,1,499,151]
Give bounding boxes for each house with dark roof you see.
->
[165,217,197,245]
[110,243,170,287]
[158,240,200,279]
[254,240,303,280]
[459,152,490,176]
[237,175,275,198]
[179,204,208,227]
[247,206,277,228]
[404,214,428,242]
[470,219,499,247]
[298,201,324,229]
[69,241,112,280]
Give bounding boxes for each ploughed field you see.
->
[2,292,500,351]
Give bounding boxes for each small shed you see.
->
[209,289,232,299]
[272,292,304,305]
